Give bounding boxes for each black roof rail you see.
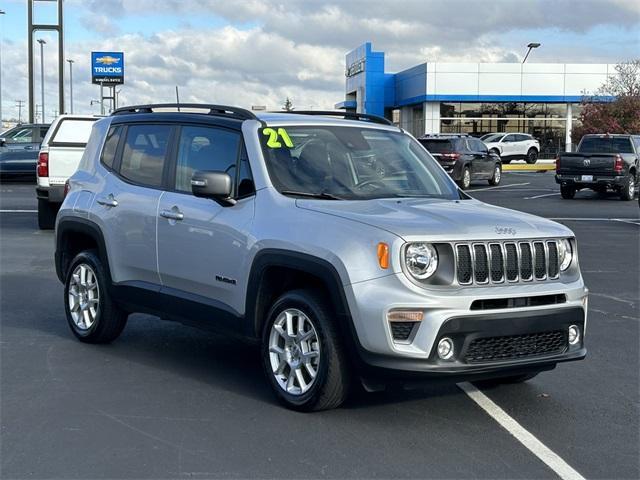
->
[111,103,259,121]
[274,110,394,126]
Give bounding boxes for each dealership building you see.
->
[336,43,615,156]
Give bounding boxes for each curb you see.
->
[503,164,555,172]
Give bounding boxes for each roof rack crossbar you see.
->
[111,103,259,121]
[274,110,394,126]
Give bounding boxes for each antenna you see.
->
[175,86,180,112]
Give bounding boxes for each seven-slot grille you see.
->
[455,240,562,285]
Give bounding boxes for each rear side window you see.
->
[38,127,49,141]
[120,124,172,188]
[579,137,634,154]
[100,126,122,170]
[174,125,240,193]
[50,119,96,146]
[469,138,487,152]
[420,139,455,153]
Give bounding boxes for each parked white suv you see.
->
[482,133,540,164]
[36,115,100,229]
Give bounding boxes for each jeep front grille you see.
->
[455,240,561,286]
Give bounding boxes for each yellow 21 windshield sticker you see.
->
[263,128,294,148]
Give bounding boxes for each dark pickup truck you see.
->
[556,134,639,200]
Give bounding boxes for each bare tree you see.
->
[573,59,640,142]
[597,60,640,97]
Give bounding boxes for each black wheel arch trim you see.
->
[55,217,111,284]
[245,249,365,362]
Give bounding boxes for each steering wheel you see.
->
[355,179,387,190]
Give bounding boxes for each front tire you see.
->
[457,166,471,190]
[488,164,502,186]
[261,289,350,411]
[619,173,635,201]
[560,184,576,199]
[526,148,538,164]
[37,199,57,230]
[64,250,128,343]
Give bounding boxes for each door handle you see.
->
[24,146,34,150]
[97,195,118,207]
[160,209,184,221]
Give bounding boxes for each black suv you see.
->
[418,135,501,189]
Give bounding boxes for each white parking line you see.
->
[0,209,37,213]
[467,182,530,192]
[524,192,559,199]
[458,382,586,480]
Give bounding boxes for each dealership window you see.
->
[437,102,572,158]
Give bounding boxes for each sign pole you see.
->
[100,82,104,115]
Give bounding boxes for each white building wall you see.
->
[424,62,614,98]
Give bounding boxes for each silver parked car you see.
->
[55,105,588,411]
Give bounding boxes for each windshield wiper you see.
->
[280,190,344,200]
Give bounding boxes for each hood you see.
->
[296,197,572,242]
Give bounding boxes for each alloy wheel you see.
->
[463,169,471,188]
[494,166,501,183]
[68,263,100,330]
[268,308,320,396]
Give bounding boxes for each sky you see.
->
[0,0,639,122]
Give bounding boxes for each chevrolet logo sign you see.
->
[96,55,121,65]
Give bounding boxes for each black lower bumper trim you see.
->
[357,306,586,383]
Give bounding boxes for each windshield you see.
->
[481,133,504,143]
[260,126,460,200]
[579,137,634,154]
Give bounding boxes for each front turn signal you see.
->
[377,242,389,269]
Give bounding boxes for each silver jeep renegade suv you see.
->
[55,104,588,411]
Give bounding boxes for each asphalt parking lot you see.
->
[1,172,638,479]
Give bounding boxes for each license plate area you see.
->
[580,175,594,182]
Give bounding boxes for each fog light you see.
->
[437,337,454,360]
[568,325,580,345]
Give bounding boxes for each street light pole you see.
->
[522,42,541,64]
[0,9,6,129]
[67,59,74,114]
[37,38,46,122]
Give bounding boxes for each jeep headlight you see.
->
[404,243,438,279]
[558,238,573,271]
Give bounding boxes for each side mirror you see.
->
[0,138,6,147]
[191,170,236,205]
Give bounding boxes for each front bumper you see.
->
[344,272,588,381]
[556,173,627,188]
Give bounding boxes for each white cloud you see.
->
[1,0,639,121]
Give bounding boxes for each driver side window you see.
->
[502,134,515,143]
[174,126,240,193]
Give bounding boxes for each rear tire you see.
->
[488,164,502,186]
[457,166,471,190]
[64,250,128,344]
[560,184,576,199]
[37,199,57,230]
[619,173,635,201]
[525,148,538,164]
[261,289,350,411]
